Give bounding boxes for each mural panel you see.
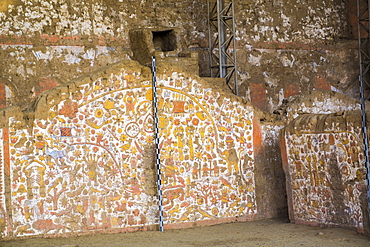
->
[284,121,367,231]
[0,64,256,238]
[156,73,255,224]
[7,70,158,237]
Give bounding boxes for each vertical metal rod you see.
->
[208,0,238,95]
[152,56,164,232]
[357,0,370,213]
[231,0,238,96]
[217,0,227,78]
[367,0,370,216]
[207,0,214,78]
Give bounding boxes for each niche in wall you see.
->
[152,29,177,52]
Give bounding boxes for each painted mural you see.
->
[155,72,255,224]
[283,118,367,232]
[0,63,256,238]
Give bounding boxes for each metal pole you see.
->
[231,0,238,96]
[207,0,214,78]
[217,0,227,78]
[357,0,370,214]
[151,56,164,232]
[208,0,238,95]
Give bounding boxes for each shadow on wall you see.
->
[129,28,182,66]
[128,28,201,76]
[152,30,177,52]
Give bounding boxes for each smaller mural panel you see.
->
[284,118,367,231]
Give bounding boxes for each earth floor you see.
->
[1,218,370,247]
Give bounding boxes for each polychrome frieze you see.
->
[155,72,255,224]
[284,124,367,231]
[1,64,256,238]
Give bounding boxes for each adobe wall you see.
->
[0,0,208,108]
[254,120,288,218]
[281,112,369,233]
[0,0,364,238]
[234,0,359,113]
[0,59,273,240]
[279,89,363,122]
[0,0,360,115]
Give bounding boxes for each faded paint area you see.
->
[0,0,208,109]
[280,90,362,122]
[234,0,358,113]
[0,44,129,107]
[0,0,359,115]
[0,0,359,117]
[236,0,349,44]
[0,1,113,38]
[0,0,207,46]
[282,112,368,232]
[237,46,359,113]
[0,61,257,239]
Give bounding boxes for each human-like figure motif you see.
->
[34,135,46,156]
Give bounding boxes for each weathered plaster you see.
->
[0,44,131,107]
[233,0,358,113]
[236,0,349,44]
[237,47,359,113]
[0,0,209,109]
[281,90,362,122]
[0,0,207,47]
[0,0,359,115]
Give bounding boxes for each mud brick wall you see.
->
[281,112,369,233]
[0,0,208,108]
[0,0,361,115]
[0,0,364,239]
[235,0,359,113]
[0,60,262,239]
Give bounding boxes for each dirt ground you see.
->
[1,218,370,247]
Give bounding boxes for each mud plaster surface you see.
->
[1,219,370,247]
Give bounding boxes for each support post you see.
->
[208,0,238,95]
[357,0,370,214]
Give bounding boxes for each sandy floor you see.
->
[1,218,370,247]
